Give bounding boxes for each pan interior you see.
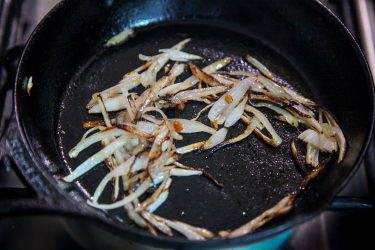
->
[57,22,307,234]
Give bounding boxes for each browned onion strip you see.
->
[226,195,294,238]
[189,63,220,86]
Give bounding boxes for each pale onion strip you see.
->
[149,126,169,159]
[245,54,286,87]
[140,53,169,87]
[147,190,169,213]
[245,54,276,80]
[192,103,214,121]
[323,110,346,163]
[124,203,147,228]
[257,75,286,97]
[168,63,185,82]
[113,176,120,200]
[212,74,238,85]
[139,54,157,61]
[141,211,173,236]
[148,150,175,180]
[298,129,337,153]
[134,121,159,134]
[282,87,316,106]
[104,74,141,97]
[138,77,171,118]
[162,140,171,152]
[63,135,130,182]
[159,49,202,61]
[173,220,214,239]
[204,128,228,149]
[105,29,134,47]
[306,143,319,167]
[170,119,216,134]
[170,168,203,176]
[291,112,322,133]
[291,103,315,118]
[141,114,163,125]
[225,96,248,127]
[172,38,191,50]
[176,141,205,154]
[87,178,151,210]
[91,156,135,203]
[143,106,183,141]
[81,126,105,139]
[89,95,128,113]
[170,86,227,104]
[121,88,135,121]
[208,77,255,124]
[228,71,265,92]
[131,155,150,173]
[245,105,282,146]
[158,57,232,97]
[252,102,299,127]
[321,123,335,137]
[139,38,190,87]
[96,95,112,127]
[221,117,260,146]
[72,127,110,156]
[228,196,293,238]
[163,219,206,240]
[137,174,171,211]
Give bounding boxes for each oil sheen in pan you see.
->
[57,22,310,233]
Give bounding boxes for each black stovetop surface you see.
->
[0,1,374,250]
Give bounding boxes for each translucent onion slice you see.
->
[89,95,128,113]
[225,96,248,127]
[170,168,203,176]
[63,135,130,182]
[158,57,232,97]
[149,126,169,160]
[159,49,202,62]
[169,86,227,104]
[131,154,150,173]
[134,121,159,134]
[252,102,299,127]
[91,156,136,203]
[208,77,255,124]
[204,128,228,149]
[87,178,152,209]
[176,141,205,154]
[306,143,319,167]
[69,128,130,158]
[141,212,173,236]
[163,219,205,240]
[298,129,337,153]
[245,105,282,146]
[124,203,147,228]
[322,110,346,163]
[140,53,169,87]
[170,119,216,134]
[147,191,169,213]
[105,29,134,47]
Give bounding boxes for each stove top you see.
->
[0,1,374,250]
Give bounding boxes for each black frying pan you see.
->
[0,0,374,249]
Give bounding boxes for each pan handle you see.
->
[0,115,91,218]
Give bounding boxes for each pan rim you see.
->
[13,0,375,248]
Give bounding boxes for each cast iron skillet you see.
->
[0,0,374,249]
